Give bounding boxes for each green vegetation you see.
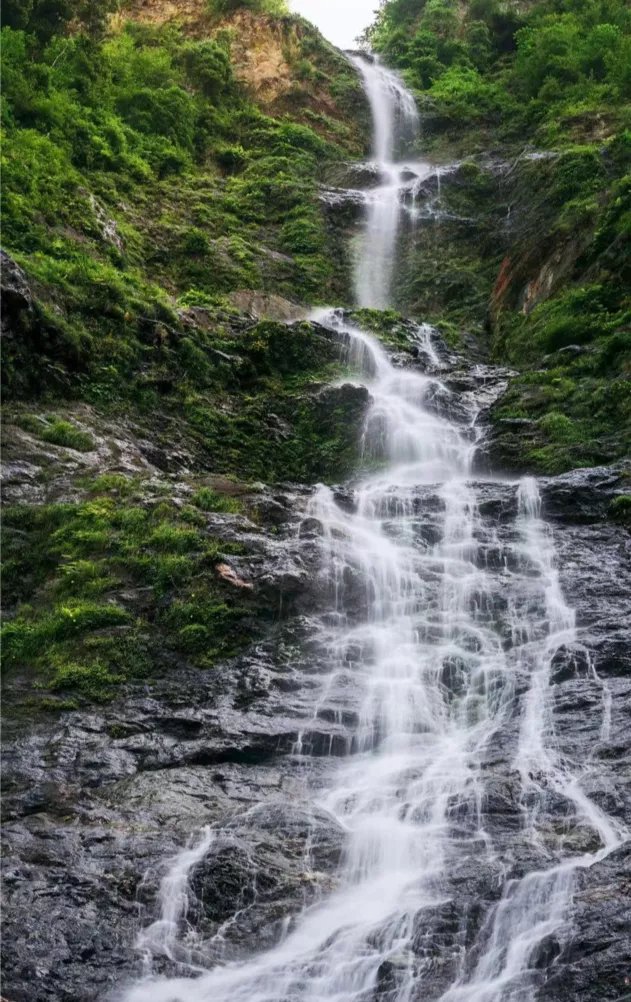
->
[17,414,96,450]
[2,0,119,42]
[489,152,630,472]
[367,0,631,147]
[1,4,370,484]
[173,322,368,482]
[192,487,243,513]
[207,0,289,14]
[367,0,630,473]
[0,17,339,305]
[609,494,631,525]
[0,314,370,709]
[1,6,366,404]
[1,484,264,703]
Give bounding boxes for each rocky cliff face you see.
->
[1,2,630,1000]
[3,323,630,1001]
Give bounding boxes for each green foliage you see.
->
[207,0,289,16]
[428,66,511,124]
[192,487,243,513]
[90,473,136,495]
[538,411,580,442]
[1,15,353,396]
[491,319,631,474]
[1,488,264,702]
[18,414,96,450]
[1,0,119,42]
[2,601,130,665]
[499,281,629,362]
[609,495,631,525]
[369,0,631,139]
[180,39,233,99]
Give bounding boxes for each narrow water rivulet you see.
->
[122,55,626,1002]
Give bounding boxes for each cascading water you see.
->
[350,55,430,310]
[121,52,625,1002]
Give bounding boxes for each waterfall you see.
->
[350,55,430,310]
[121,52,625,1002]
[135,828,214,971]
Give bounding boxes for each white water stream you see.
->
[350,55,429,310]
[121,54,624,1002]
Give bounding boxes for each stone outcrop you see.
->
[3,328,629,1002]
[1,250,34,339]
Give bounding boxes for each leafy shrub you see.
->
[538,412,580,442]
[1,0,118,41]
[18,414,95,450]
[180,39,232,98]
[182,228,211,255]
[609,495,631,524]
[429,66,511,124]
[148,522,202,553]
[192,487,242,513]
[115,86,195,149]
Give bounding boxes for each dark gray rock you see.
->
[1,248,33,330]
[2,315,629,1002]
[537,844,631,1002]
[539,463,631,524]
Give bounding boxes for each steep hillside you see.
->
[1,4,630,1001]
[1,0,368,403]
[129,0,368,142]
[367,0,631,473]
[0,0,371,717]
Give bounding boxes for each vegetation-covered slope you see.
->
[1,0,367,401]
[1,0,370,708]
[367,0,630,473]
[1,0,629,714]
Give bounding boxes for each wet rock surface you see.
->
[2,329,630,1002]
[537,843,631,1002]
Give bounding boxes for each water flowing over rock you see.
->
[349,55,425,310]
[2,47,629,1002]
[107,54,628,1002]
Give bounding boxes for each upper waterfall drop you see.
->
[349,54,430,310]
[350,54,419,165]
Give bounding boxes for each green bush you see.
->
[1,0,118,41]
[17,414,96,450]
[182,227,211,256]
[2,601,129,666]
[609,495,631,524]
[192,487,242,513]
[538,412,580,442]
[180,39,232,98]
[429,66,512,124]
[41,418,96,450]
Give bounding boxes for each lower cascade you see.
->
[121,55,626,1002]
